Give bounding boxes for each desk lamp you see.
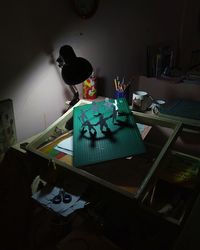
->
[56,45,93,107]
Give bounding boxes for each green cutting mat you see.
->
[73,98,146,167]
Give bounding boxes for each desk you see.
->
[26,100,183,198]
[10,99,200,250]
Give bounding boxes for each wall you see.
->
[60,0,183,96]
[0,0,73,141]
[0,0,188,141]
[179,0,200,70]
[136,76,200,101]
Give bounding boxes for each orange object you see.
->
[83,72,97,100]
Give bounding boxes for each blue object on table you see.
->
[114,89,129,100]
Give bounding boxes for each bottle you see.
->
[83,71,97,100]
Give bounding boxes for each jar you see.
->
[83,72,97,100]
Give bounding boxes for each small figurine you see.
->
[95,113,110,132]
[80,109,88,123]
[81,119,96,135]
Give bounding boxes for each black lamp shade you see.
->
[61,57,93,85]
[57,45,93,85]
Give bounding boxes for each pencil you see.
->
[114,78,118,90]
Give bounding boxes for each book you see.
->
[73,98,146,167]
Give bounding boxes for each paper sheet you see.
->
[54,135,73,155]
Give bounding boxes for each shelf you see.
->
[141,150,200,225]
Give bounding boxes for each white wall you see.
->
[0,0,72,141]
[58,0,183,96]
[1,0,195,142]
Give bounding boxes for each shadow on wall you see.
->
[96,76,107,97]
[0,0,73,93]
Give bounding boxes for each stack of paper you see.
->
[54,136,73,155]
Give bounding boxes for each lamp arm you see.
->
[68,85,80,107]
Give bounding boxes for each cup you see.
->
[132,91,153,111]
[152,99,166,114]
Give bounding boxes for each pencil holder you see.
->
[114,89,129,101]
